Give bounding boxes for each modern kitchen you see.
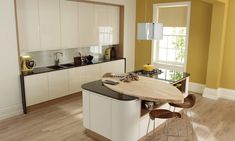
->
[1,0,235,141]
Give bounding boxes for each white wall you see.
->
[86,0,136,72]
[0,0,22,120]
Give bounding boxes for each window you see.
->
[155,27,187,69]
[152,2,191,71]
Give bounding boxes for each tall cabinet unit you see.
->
[38,0,61,50]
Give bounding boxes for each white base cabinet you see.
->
[83,90,140,141]
[24,73,49,106]
[90,93,112,139]
[83,90,182,141]
[68,67,85,94]
[48,70,69,100]
[24,60,125,107]
[100,59,125,75]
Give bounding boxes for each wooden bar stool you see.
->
[146,109,181,141]
[168,94,196,139]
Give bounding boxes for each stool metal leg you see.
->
[146,118,151,139]
[153,119,155,141]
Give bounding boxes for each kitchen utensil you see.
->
[86,55,94,62]
[20,55,36,72]
[104,48,111,60]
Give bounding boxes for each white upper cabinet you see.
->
[38,0,61,50]
[17,1,120,52]
[16,0,41,52]
[78,2,98,47]
[60,0,79,49]
[108,6,120,45]
[95,4,120,46]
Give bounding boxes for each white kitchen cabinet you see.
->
[39,0,60,50]
[16,0,41,52]
[84,64,101,83]
[95,4,120,45]
[100,60,125,76]
[90,93,112,139]
[108,5,120,45]
[48,70,69,100]
[78,2,98,47]
[24,73,49,106]
[83,90,140,141]
[82,90,90,128]
[68,67,85,94]
[60,0,79,49]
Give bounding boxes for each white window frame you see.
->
[152,1,191,72]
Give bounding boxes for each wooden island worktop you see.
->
[102,75,184,104]
[82,68,190,141]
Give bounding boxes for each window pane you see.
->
[168,36,177,49]
[167,49,176,62]
[158,48,167,61]
[159,36,168,48]
[176,49,185,63]
[175,36,186,50]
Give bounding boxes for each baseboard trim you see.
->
[219,88,235,100]
[203,87,235,101]
[203,88,218,100]
[0,103,23,121]
[189,82,205,94]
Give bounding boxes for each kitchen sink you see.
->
[61,63,74,68]
[47,65,65,70]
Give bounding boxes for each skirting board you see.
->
[203,87,235,101]
[0,103,23,121]
[189,82,205,94]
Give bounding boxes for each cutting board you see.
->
[102,76,184,103]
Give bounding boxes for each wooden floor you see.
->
[0,93,235,141]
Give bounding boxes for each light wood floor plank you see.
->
[0,93,235,141]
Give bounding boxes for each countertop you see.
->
[82,68,190,101]
[82,80,137,101]
[22,58,125,76]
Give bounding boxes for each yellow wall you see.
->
[221,0,235,89]
[205,2,228,88]
[135,0,212,84]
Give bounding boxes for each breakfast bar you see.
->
[82,69,190,141]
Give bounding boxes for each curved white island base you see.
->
[82,90,183,141]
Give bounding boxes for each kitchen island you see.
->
[82,69,190,141]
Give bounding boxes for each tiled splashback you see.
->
[21,46,110,68]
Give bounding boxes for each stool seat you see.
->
[169,94,196,108]
[149,109,181,120]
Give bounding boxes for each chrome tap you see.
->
[54,52,63,66]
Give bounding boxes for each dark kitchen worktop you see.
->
[134,69,190,84]
[82,80,138,101]
[21,58,125,76]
